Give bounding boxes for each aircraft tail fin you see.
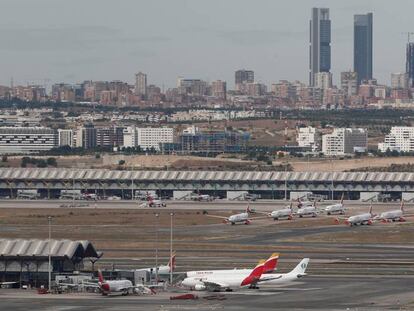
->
[263,253,279,273]
[340,193,344,204]
[97,269,105,284]
[288,258,309,277]
[241,260,265,286]
[401,200,405,212]
[369,203,373,215]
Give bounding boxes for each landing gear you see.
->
[273,217,278,221]
[231,222,235,225]
[327,212,331,216]
[225,288,233,292]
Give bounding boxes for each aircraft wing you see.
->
[248,215,271,220]
[257,275,283,283]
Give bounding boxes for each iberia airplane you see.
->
[375,201,414,223]
[186,253,279,278]
[181,258,268,291]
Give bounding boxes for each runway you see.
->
[0,276,413,310]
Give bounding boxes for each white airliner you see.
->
[186,253,279,278]
[97,270,135,296]
[296,202,318,218]
[140,196,166,208]
[181,258,268,291]
[324,194,345,215]
[336,204,375,226]
[258,258,309,285]
[376,201,414,223]
[136,253,176,278]
[268,203,293,221]
[206,206,258,225]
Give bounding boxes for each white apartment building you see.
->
[58,129,73,147]
[322,128,367,156]
[378,127,414,152]
[0,127,57,154]
[122,127,174,151]
[297,127,320,151]
[314,72,333,90]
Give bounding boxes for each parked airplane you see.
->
[375,201,414,223]
[296,202,318,218]
[186,253,279,278]
[268,203,293,221]
[190,193,213,201]
[335,204,375,226]
[205,206,258,225]
[140,196,166,208]
[258,258,310,285]
[136,253,176,277]
[181,258,267,291]
[97,270,134,296]
[324,194,345,215]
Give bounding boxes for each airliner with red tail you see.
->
[181,258,268,291]
[97,270,134,296]
[335,204,375,226]
[376,201,414,223]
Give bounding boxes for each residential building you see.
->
[340,71,358,96]
[75,124,96,149]
[177,78,208,96]
[314,72,333,90]
[309,8,331,86]
[322,128,368,156]
[235,70,254,85]
[135,72,147,99]
[96,127,124,148]
[354,13,373,85]
[211,80,227,100]
[378,127,414,152]
[297,127,320,151]
[58,129,73,147]
[271,81,297,100]
[0,127,57,154]
[122,127,174,151]
[391,73,409,89]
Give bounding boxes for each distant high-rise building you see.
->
[58,129,73,147]
[211,80,227,100]
[340,71,358,96]
[314,72,332,90]
[391,73,409,89]
[309,8,331,86]
[406,42,414,87]
[135,72,147,99]
[235,70,254,86]
[354,13,373,85]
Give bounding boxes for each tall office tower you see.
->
[235,70,254,85]
[135,72,147,99]
[309,8,331,86]
[406,42,414,87]
[354,13,373,85]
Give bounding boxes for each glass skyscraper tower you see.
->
[309,8,331,86]
[354,13,373,85]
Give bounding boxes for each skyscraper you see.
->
[309,8,331,86]
[354,13,373,85]
[406,42,414,87]
[135,72,147,99]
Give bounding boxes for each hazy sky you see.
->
[1,0,413,88]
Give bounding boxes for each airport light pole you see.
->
[47,216,52,293]
[284,162,288,201]
[155,212,159,283]
[169,212,174,286]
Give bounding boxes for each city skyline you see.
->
[1,0,414,87]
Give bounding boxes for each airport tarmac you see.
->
[0,199,409,214]
[0,276,413,310]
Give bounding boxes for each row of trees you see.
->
[21,157,57,168]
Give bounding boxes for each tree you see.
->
[36,159,47,168]
[118,160,125,165]
[1,155,7,162]
[95,153,101,159]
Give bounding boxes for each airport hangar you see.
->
[0,168,414,200]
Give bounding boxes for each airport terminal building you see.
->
[0,239,100,287]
